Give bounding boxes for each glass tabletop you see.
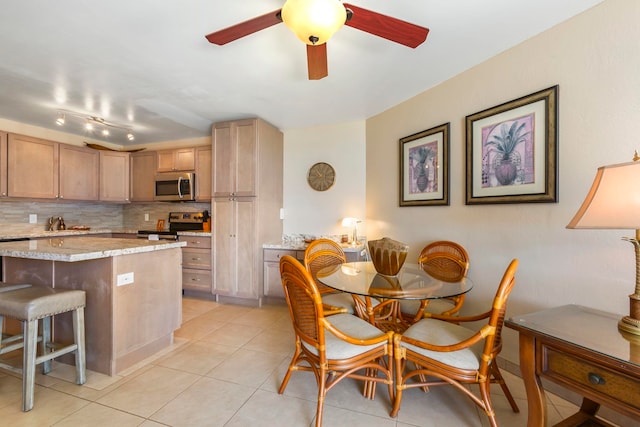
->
[316,261,473,300]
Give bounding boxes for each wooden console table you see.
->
[506,305,640,426]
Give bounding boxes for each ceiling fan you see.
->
[205,0,429,80]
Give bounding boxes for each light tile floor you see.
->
[0,297,584,426]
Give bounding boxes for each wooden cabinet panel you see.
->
[0,131,7,198]
[7,134,59,199]
[263,249,304,298]
[157,148,195,172]
[130,151,157,201]
[59,144,99,201]
[181,235,212,293]
[212,119,256,197]
[212,118,283,304]
[212,197,257,298]
[195,146,212,201]
[100,151,130,202]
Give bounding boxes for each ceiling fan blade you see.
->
[306,44,328,80]
[205,9,282,45]
[343,4,429,48]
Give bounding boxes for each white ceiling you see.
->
[0,0,603,146]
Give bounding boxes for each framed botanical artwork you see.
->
[465,85,558,204]
[399,122,449,206]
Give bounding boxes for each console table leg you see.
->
[519,334,547,427]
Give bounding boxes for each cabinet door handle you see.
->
[588,372,605,385]
[191,257,201,261]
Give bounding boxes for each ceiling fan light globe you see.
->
[281,0,346,45]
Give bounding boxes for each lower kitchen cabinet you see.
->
[263,249,305,299]
[181,235,212,293]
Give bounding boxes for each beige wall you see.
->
[367,0,638,364]
[283,121,366,238]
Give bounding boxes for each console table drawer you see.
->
[542,345,640,411]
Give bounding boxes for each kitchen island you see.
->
[0,237,186,376]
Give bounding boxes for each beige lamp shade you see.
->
[281,0,347,45]
[567,161,640,230]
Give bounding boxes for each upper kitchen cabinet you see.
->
[130,151,157,202]
[100,151,130,202]
[7,133,59,199]
[0,131,7,197]
[213,118,276,197]
[195,145,212,201]
[59,144,100,201]
[156,147,195,172]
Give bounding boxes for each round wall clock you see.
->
[307,162,336,191]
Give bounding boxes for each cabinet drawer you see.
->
[542,345,640,411]
[183,269,212,292]
[180,235,211,249]
[182,248,212,269]
[264,249,297,262]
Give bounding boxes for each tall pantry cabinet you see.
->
[212,118,283,304]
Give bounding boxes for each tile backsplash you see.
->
[0,200,210,232]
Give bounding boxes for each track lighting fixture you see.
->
[55,109,134,142]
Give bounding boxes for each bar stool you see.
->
[0,284,86,411]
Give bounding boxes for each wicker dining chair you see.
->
[400,241,470,323]
[278,255,394,427]
[390,259,520,427]
[304,238,356,315]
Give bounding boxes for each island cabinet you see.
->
[6,133,59,199]
[156,147,195,172]
[0,237,184,376]
[0,131,7,198]
[130,151,157,202]
[212,118,283,305]
[59,144,100,201]
[181,235,212,293]
[99,151,130,202]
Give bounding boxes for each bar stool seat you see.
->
[0,284,86,411]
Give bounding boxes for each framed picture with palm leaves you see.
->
[465,85,558,204]
[399,122,449,206]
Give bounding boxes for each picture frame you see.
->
[399,122,449,206]
[465,85,558,204]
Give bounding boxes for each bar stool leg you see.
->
[73,308,86,385]
[41,316,51,374]
[22,319,38,412]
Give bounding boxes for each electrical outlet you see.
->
[144,213,150,221]
[116,272,134,286]
[29,214,37,224]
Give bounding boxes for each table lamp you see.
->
[341,217,360,245]
[567,157,640,336]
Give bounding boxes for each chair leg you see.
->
[315,370,327,427]
[22,319,38,412]
[73,308,86,385]
[479,381,498,427]
[491,363,519,412]
[41,316,51,374]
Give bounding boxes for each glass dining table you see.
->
[316,261,474,332]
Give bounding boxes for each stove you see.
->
[137,211,208,240]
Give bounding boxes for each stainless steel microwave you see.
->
[154,172,195,201]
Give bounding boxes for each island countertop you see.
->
[0,236,186,262]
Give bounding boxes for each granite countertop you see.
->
[0,229,211,240]
[263,241,365,253]
[0,236,185,262]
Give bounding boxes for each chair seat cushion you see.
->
[0,286,86,321]
[400,299,456,316]
[400,318,483,370]
[321,292,356,314]
[302,313,387,360]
